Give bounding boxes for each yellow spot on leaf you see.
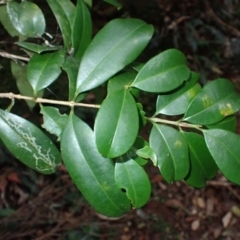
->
[202,94,213,108]
[174,140,183,148]
[219,103,234,116]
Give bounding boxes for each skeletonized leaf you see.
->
[0,110,61,174]
[40,106,68,140]
[184,78,240,125]
[182,132,218,188]
[61,113,131,217]
[132,49,190,93]
[155,72,201,115]
[204,129,240,185]
[76,18,154,94]
[95,89,139,158]
[149,124,189,183]
[27,50,65,94]
[46,0,75,50]
[115,155,151,208]
[11,61,43,110]
[72,0,92,58]
[136,146,157,166]
[7,1,45,37]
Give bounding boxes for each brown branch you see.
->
[0,50,30,62]
[204,0,240,38]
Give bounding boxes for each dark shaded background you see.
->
[0,0,240,239]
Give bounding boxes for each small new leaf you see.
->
[40,106,68,140]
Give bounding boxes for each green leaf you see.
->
[155,72,201,116]
[95,89,139,158]
[7,1,45,37]
[46,0,74,50]
[15,42,62,54]
[182,132,218,188]
[136,145,157,166]
[107,72,137,94]
[0,5,26,40]
[76,18,154,94]
[204,129,240,185]
[72,0,92,58]
[149,124,189,183]
[84,0,92,7]
[40,106,68,140]
[115,156,151,208]
[11,61,43,110]
[206,116,237,132]
[62,57,80,101]
[184,78,240,125]
[136,103,147,126]
[104,0,122,8]
[27,50,65,94]
[131,49,190,93]
[61,113,131,217]
[0,110,61,174]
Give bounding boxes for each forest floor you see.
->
[0,160,240,240]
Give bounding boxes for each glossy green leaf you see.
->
[7,1,45,37]
[27,50,65,94]
[107,72,137,94]
[204,129,240,185]
[115,156,151,208]
[132,49,190,93]
[62,57,80,101]
[95,89,139,158]
[11,61,43,110]
[61,113,131,217]
[182,132,217,188]
[0,5,26,40]
[40,106,68,140]
[136,145,157,166]
[0,110,61,174]
[184,78,240,125]
[15,42,62,54]
[104,0,121,8]
[149,124,189,183]
[76,18,154,94]
[72,0,92,58]
[206,116,237,132]
[46,0,74,50]
[155,72,201,116]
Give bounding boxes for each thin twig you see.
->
[0,92,101,109]
[148,117,202,130]
[0,50,30,62]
